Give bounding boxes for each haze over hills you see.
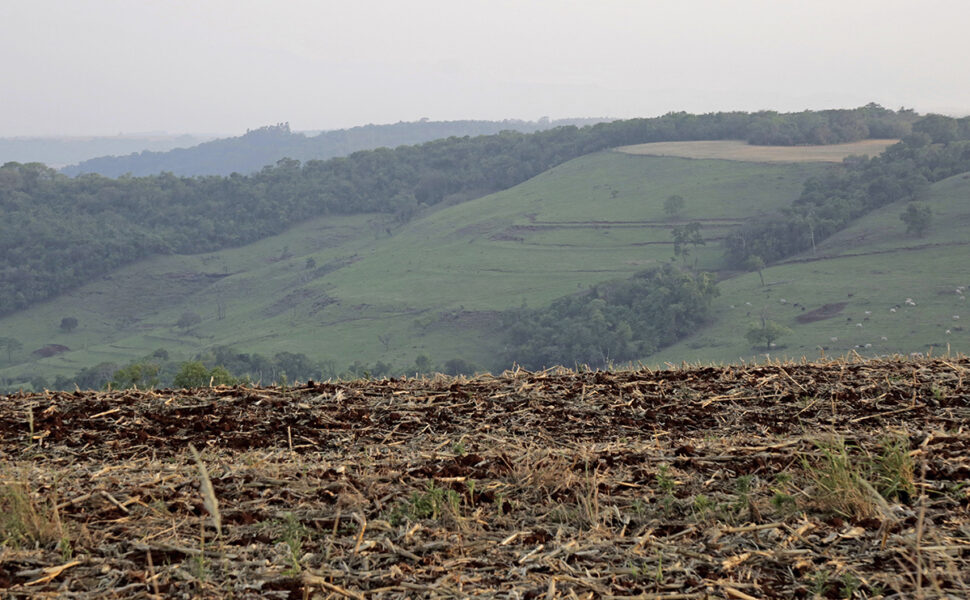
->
[0,134,213,169]
[59,118,608,177]
[2,105,969,391]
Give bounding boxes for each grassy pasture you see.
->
[653,171,970,365]
[616,139,898,162]
[0,152,823,383]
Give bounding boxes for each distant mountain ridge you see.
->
[60,118,608,177]
[0,134,212,169]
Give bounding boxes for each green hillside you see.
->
[0,152,825,386]
[653,171,970,365]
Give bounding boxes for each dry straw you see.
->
[188,443,222,539]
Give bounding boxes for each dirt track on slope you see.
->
[1,357,968,598]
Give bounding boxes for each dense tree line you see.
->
[0,344,490,392]
[724,114,970,266]
[1,106,916,316]
[11,346,335,392]
[502,266,719,369]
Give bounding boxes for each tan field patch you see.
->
[616,138,898,163]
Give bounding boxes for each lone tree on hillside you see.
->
[900,202,932,237]
[60,316,78,333]
[671,222,705,268]
[745,321,792,351]
[744,255,766,287]
[663,194,685,218]
[0,337,23,362]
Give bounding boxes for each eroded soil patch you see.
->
[797,302,848,323]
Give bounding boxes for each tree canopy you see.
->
[502,265,719,369]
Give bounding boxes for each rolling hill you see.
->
[5,121,969,389]
[0,150,829,386]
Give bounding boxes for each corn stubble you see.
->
[1,355,968,598]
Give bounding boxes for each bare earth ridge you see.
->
[1,356,968,598]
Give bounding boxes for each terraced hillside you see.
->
[2,357,968,597]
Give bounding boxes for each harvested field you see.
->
[614,140,899,163]
[2,357,969,598]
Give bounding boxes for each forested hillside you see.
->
[725,114,970,267]
[502,266,719,369]
[0,106,917,317]
[60,118,606,177]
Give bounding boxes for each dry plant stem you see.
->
[302,572,366,599]
[188,443,222,539]
[146,550,161,597]
[915,455,927,599]
[24,560,81,587]
[722,586,761,600]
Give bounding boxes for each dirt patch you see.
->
[797,301,848,323]
[30,344,70,358]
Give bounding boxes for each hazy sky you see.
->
[2,0,968,136]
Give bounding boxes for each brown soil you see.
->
[796,302,848,323]
[30,345,70,358]
[1,357,968,598]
